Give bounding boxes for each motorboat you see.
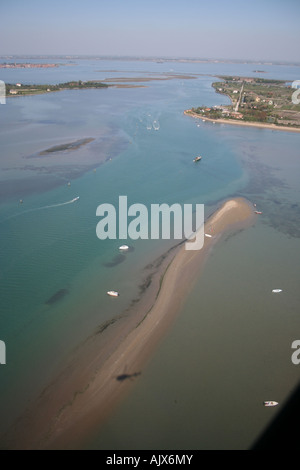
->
[272,289,283,293]
[153,120,160,131]
[107,291,120,297]
[193,156,202,163]
[119,245,129,251]
[264,401,279,407]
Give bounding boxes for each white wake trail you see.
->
[0,198,80,224]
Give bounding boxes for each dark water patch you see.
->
[144,239,185,272]
[1,129,129,202]
[242,162,287,197]
[46,288,69,306]
[96,318,118,335]
[103,254,126,268]
[38,138,95,156]
[0,175,67,203]
[261,200,300,238]
[95,313,126,336]
[238,147,300,237]
[139,274,153,295]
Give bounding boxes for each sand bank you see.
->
[184,110,300,133]
[3,198,255,450]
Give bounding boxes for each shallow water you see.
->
[0,59,300,447]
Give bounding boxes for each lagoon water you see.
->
[0,58,300,448]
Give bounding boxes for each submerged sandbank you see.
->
[3,198,255,449]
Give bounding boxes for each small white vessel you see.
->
[72,197,80,202]
[205,233,213,238]
[193,156,202,163]
[107,291,120,297]
[119,245,129,251]
[264,401,279,407]
[272,289,283,293]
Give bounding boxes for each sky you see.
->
[0,0,300,61]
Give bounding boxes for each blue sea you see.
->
[0,58,300,449]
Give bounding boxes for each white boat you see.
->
[193,156,202,163]
[205,233,213,238]
[264,401,279,407]
[272,289,283,293]
[119,245,129,251]
[72,197,80,202]
[107,291,120,297]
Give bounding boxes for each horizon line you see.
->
[0,55,300,66]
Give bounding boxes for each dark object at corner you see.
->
[252,383,300,450]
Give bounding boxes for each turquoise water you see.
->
[0,60,300,447]
[91,222,300,450]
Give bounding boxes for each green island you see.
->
[186,76,300,131]
[6,80,109,96]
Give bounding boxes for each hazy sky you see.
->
[1,0,299,61]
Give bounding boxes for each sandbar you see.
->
[3,198,255,449]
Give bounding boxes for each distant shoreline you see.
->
[1,56,300,67]
[0,63,61,69]
[184,109,300,133]
[5,74,197,98]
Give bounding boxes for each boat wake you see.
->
[0,197,80,224]
[38,197,80,211]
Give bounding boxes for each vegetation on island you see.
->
[5,81,109,97]
[190,76,300,129]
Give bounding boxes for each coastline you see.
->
[184,110,300,134]
[3,198,256,450]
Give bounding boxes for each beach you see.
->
[184,110,300,133]
[3,197,255,450]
